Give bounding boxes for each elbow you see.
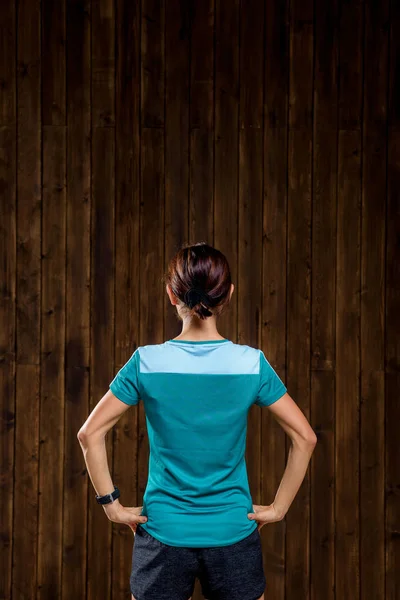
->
[77,427,104,448]
[304,431,318,449]
[77,427,89,447]
[293,430,317,451]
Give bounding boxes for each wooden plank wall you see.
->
[0,0,397,599]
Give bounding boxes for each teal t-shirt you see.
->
[109,338,287,547]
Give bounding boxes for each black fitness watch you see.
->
[95,486,120,505]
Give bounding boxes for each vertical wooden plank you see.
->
[38,1,66,597]
[164,0,190,342]
[0,1,16,598]
[87,1,115,598]
[287,0,313,597]
[237,0,264,586]
[214,0,239,338]
[386,3,400,597]
[38,126,66,598]
[262,0,289,596]
[360,1,388,598]
[88,127,115,600]
[112,0,141,597]
[38,131,66,599]
[63,0,91,597]
[336,0,363,597]
[0,0,16,125]
[0,127,16,600]
[336,130,362,598]
[42,0,66,126]
[13,0,41,598]
[142,0,164,128]
[92,0,115,127]
[311,0,338,598]
[189,0,214,247]
[140,0,165,337]
[385,150,400,599]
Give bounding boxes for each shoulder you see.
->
[134,342,169,372]
[229,341,261,358]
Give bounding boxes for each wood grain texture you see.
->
[286,0,313,597]
[335,0,363,597]
[386,1,400,592]
[0,10,16,598]
[311,0,338,598]
[13,0,41,597]
[360,1,388,598]
[0,0,396,598]
[63,1,91,598]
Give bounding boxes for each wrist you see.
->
[103,497,121,515]
[272,501,287,520]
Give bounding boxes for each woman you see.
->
[78,242,317,600]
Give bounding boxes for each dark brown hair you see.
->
[163,242,233,320]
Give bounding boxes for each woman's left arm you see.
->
[77,390,148,531]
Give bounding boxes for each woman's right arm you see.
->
[268,392,317,519]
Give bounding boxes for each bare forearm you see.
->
[78,434,116,498]
[273,439,316,518]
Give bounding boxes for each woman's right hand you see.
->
[247,503,285,531]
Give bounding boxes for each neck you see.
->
[175,316,225,341]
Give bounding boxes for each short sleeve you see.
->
[254,350,287,407]
[109,348,141,405]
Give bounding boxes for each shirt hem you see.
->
[138,519,258,547]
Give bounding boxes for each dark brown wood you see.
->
[336,0,364,597]
[38,126,66,599]
[310,0,338,598]
[142,0,165,129]
[164,0,190,342]
[214,0,239,339]
[13,0,41,597]
[63,0,91,598]
[0,0,16,125]
[88,128,115,598]
[42,0,66,126]
[0,131,16,600]
[189,0,214,245]
[385,127,400,598]
[38,3,66,597]
[286,0,313,597]
[386,2,400,596]
[87,2,115,598]
[0,4,16,599]
[336,129,362,599]
[360,1,389,598]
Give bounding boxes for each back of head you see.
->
[164,242,232,320]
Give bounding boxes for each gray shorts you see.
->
[130,524,266,600]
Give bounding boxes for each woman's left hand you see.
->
[103,500,148,534]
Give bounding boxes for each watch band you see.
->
[95,486,120,505]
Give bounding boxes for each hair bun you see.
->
[184,287,210,309]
